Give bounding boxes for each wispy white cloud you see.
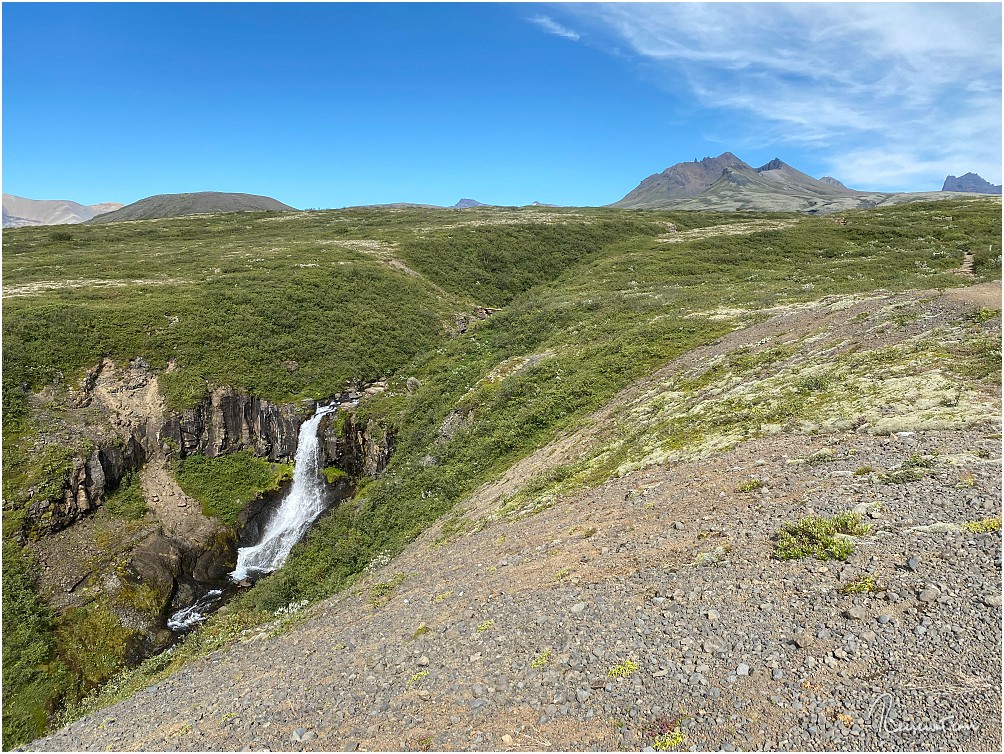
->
[529,14,581,42]
[562,3,1001,190]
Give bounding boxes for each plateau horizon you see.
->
[3,154,1001,228]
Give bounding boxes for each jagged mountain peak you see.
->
[610,151,882,212]
[756,158,787,172]
[610,153,754,207]
[942,173,1002,194]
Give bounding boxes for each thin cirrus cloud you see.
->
[549,3,1002,191]
[529,14,581,41]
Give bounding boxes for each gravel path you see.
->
[32,426,1001,752]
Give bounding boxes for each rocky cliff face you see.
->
[159,388,312,462]
[320,411,393,478]
[22,374,392,542]
[26,433,147,538]
[156,385,392,467]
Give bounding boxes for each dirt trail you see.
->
[943,279,1000,308]
[953,251,976,277]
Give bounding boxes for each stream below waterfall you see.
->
[166,403,339,633]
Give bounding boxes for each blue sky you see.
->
[3,3,1000,208]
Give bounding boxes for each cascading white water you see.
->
[167,589,224,631]
[230,404,337,581]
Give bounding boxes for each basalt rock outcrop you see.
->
[157,385,391,466]
[320,412,393,478]
[25,434,147,538]
[159,388,311,462]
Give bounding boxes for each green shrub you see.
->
[2,543,72,749]
[774,512,870,560]
[839,576,880,595]
[55,601,137,690]
[530,649,552,669]
[104,472,146,519]
[368,572,408,607]
[879,455,934,484]
[175,452,292,525]
[607,659,639,678]
[323,466,349,484]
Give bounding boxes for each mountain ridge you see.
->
[611,152,979,214]
[452,198,488,209]
[2,194,123,227]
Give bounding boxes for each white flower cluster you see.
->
[365,551,392,572]
[272,599,309,618]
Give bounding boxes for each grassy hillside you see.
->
[2,197,1000,746]
[236,198,1001,613]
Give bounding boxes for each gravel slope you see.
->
[31,427,1001,752]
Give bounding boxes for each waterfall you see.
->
[231,404,337,581]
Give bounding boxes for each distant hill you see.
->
[345,202,441,210]
[611,153,969,214]
[2,193,123,227]
[89,192,295,223]
[452,198,488,209]
[942,173,1002,194]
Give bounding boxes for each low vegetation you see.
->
[839,576,881,595]
[367,572,408,607]
[2,543,71,748]
[607,659,639,678]
[646,716,688,751]
[962,517,1002,534]
[773,512,870,561]
[104,472,147,520]
[2,197,1000,746]
[175,452,292,525]
[530,649,553,669]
